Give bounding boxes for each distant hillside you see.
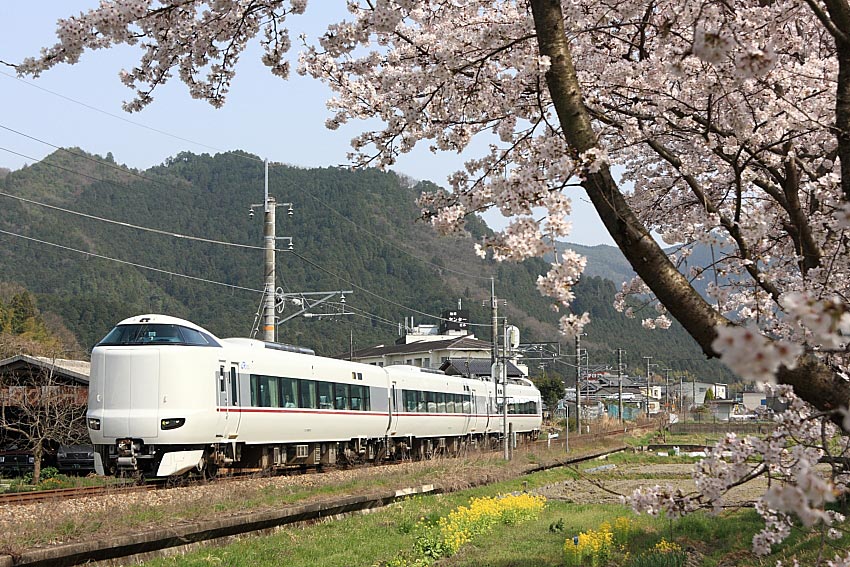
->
[557,240,730,298]
[0,149,733,381]
[558,242,636,286]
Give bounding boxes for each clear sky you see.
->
[0,2,615,246]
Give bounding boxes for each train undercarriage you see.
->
[98,430,540,479]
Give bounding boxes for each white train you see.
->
[87,315,542,477]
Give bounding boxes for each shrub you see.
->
[438,493,546,554]
[40,467,59,481]
[380,493,547,566]
[626,539,687,567]
[564,525,614,567]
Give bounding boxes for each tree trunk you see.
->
[32,441,42,485]
[528,0,850,423]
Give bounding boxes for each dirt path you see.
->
[536,462,768,506]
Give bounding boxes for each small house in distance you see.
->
[348,309,528,378]
[0,354,90,454]
[0,354,90,406]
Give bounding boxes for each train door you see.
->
[388,382,399,435]
[465,387,475,434]
[216,363,242,439]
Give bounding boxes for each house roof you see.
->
[349,335,491,359]
[0,354,90,385]
[440,357,524,378]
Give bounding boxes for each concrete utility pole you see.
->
[251,159,293,343]
[575,333,582,435]
[503,321,509,461]
[616,348,625,423]
[665,368,671,412]
[490,277,498,365]
[262,193,276,342]
[643,356,653,412]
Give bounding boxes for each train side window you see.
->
[334,383,349,410]
[464,395,472,414]
[258,375,275,407]
[404,390,416,412]
[417,391,426,413]
[219,366,226,392]
[230,367,239,406]
[250,375,258,406]
[436,392,446,413]
[363,386,370,411]
[426,391,437,413]
[318,382,333,410]
[299,380,318,409]
[280,377,298,408]
[350,384,364,411]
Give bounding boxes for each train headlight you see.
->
[160,417,186,430]
[88,418,101,430]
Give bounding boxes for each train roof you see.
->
[221,337,316,356]
[115,314,220,338]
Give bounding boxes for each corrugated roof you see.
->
[440,357,524,378]
[0,354,90,384]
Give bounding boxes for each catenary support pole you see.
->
[617,348,624,423]
[575,333,582,435]
[262,160,276,343]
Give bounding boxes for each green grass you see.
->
[138,462,850,567]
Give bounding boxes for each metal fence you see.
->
[669,421,773,435]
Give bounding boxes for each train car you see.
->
[87,314,542,477]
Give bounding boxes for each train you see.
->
[87,314,543,477]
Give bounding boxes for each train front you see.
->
[87,314,223,477]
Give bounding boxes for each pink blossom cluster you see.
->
[18,1,308,111]
[18,2,850,558]
[781,292,850,350]
[711,324,802,383]
[628,385,849,556]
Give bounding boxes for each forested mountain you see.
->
[0,149,733,381]
[557,241,732,298]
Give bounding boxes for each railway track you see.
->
[0,482,154,506]
[0,429,634,508]
[0,444,629,567]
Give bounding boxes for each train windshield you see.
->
[97,324,221,347]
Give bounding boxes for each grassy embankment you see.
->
[137,451,849,567]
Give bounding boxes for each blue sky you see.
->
[0,2,614,246]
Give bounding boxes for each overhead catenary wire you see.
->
[288,249,493,329]
[0,168,487,327]
[0,228,263,294]
[0,186,265,251]
[0,70,237,157]
[0,144,496,328]
[1,74,494,282]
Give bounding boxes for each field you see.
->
[2,432,847,566]
[135,453,848,567]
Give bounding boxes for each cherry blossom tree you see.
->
[11,0,850,560]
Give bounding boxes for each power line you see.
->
[0,123,215,194]
[268,166,492,281]
[0,182,485,327]
[0,145,494,325]
[2,72,493,281]
[0,173,485,326]
[0,228,263,294]
[288,248,493,329]
[0,188,267,252]
[0,70,240,157]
